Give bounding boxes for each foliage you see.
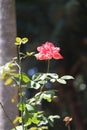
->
[0,37,74,130]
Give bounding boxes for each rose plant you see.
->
[0,37,74,130]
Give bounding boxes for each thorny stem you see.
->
[0,102,17,130]
[17,46,24,130]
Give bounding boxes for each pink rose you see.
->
[35,41,63,60]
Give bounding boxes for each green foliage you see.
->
[57,75,74,84]
[0,37,74,130]
[14,73,30,83]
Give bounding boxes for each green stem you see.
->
[40,60,50,92]
[47,60,50,73]
[17,46,24,130]
[0,102,17,130]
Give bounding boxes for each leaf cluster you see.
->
[0,37,74,130]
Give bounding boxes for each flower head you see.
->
[35,41,63,60]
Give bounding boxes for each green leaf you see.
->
[48,115,60,122]
[29,97,36,104]
[39,74,47,80]
[32,115,40,124]
[61,75,74,80]
[29,127,37,130]
[46,73,58,79]
[26,104,35,111]
[29,126,48,130]
[50,79,56,83]
[32,73,47,81]
[4,78,13,85]
[36,92,44,104]
[38,116,48,126]
[26,118,32,125]
[32,73,42,81]
[27,81,40,89]
[22,37,28,44]
[48,115,60,127]
[38,80,47,85]
[26,52,35,56]
[13,73,30,83]
[15,37,21,45]
[43,94,52,102]
[18,103,26,111]
[11,125,23,130]
[57,78,67,84]
[21,73,30,83]
[44,90,57,96]
[43,90,57,102]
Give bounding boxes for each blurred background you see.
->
[0,0,87,130]
[15,0,87,130]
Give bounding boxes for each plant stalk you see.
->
[0,102,17,130]
[47,60,50,73]
[17,45,24,130]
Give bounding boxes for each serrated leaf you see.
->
[61,75,74,80]
[57,78,67,84]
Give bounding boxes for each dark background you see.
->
[15,0,87,130]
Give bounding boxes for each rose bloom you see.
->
[35,41,63,60]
